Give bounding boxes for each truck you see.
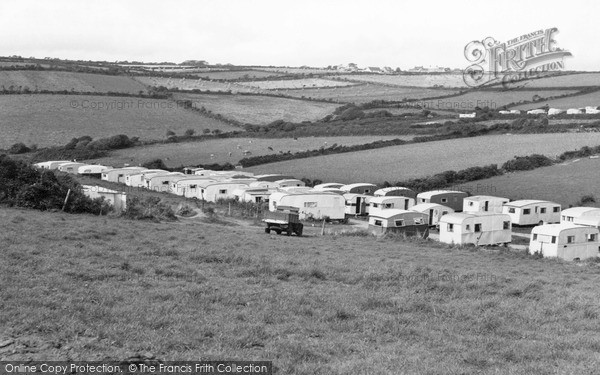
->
[263,205,304,236]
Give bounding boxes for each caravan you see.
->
[529,223,600,261]
[439,213,512,246]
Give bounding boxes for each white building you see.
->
[561,207,600,222]
[502,200,561,225]
[410,203,454,227]
[463,195,509,214]
[269,191,345,220]
[439,212,512,246]
[529,223,600,261]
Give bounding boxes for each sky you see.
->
[0,0,598,70]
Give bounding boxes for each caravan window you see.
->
[567,236,575,244]
[551,236,556,244]
[587,233,597,242]
[162,181,169,185]
[474,224,482,232]
[447,223,454,232]
[523,209,531,215]
[395,220,405,227]
[304,202,317,208]
[508,208,515,213]
[219,189,227,194]
[465,224,470,231]
[384,203,393,208]
[414,218,424,225]
[190,184,197,189]
[533,234,538,241]
[469,202,474,206]
[441,198,448,203]
[540,207,546,214]
[553,207,560,212]
[503,221,510,230]
[372,203,379,208]
[374,220,382,226]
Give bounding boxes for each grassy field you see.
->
[330,74,468,88]
[246,133,600,183]
[237,78,357,90]
[0,71,148,94]
[2,206,600,373]
[426,89,579,111]
[511,90,600,111]
[0,95,238,148]
[273,84,458,104]
[193,70,286,80]
[173,93,341,125]
[95,136,408,167]
[454,157,600,207]
[133,76,267,94]
[513,72,600,88]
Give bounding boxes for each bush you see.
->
[122,196,176,222]
[87,134,134,150]
[142,158,169,170]
[502,154,553,172]
[8,142,31,154]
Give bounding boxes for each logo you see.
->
[463,27,572,88]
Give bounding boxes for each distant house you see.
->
[548,108,564,116]
[527,109,546,115]
[410,203,454,227]
[567,108,584,115]
[463,195,510,214]
[529,223,600,261]
[439,212,512,246]
[368,209,429,236]
[585,107,600,114]
[367,67,384,73]
[502,200,561,225]
[82,185,127,212]
[374,187,417,199]
[459,112,476,118]
[417,190,468,212]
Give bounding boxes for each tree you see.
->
[166,130,176,137]
[203,128,211,134]
[8,143,31,154]
[184,129,196,137]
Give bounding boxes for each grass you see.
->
[511,90,600,111]
[428,89,579,111]
[132,76,267,94]
[173,93,341,125]
[0,70,148,94]
[245,133,600,183]
[94,135,408,167]
[455,157,600,207]
[329,73,468,88]
[0,94,238,148]
[512,72,600,88]
[273,84,457,104]
[192,70,286,80]
[2,206,600,373]
[236,78,357,90]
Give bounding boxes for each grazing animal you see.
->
[268,147,273,151]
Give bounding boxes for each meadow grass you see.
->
[2,207,600,373]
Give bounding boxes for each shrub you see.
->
[8,142,31,154]
[502,154,553,172]
[121,196,176,222]
[142,159,169,170]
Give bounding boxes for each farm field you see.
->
[173,93,341,125]
[259,67,341,74]
[0,95,238,148]
[511,90,600,111]
[0,71,148,94]
[95,136,408,167]
[274,84,458,104]
[246,133,600,183]
[237,78,357,90]
[330,73,467,88]
[453,157,600,208]
[193,70,286,80]
[510,72,600,88]
[3,207,600,373]
[133,76,267,94]
[427,89,579,111]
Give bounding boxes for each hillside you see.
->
[0,94,238,148]
[246,133,600,183]
[0,70,148,94]
[1,207,600,374]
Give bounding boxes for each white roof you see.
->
[417,190,467,199]
[343,193,372,199]
[370,209,422,219]
[410,203,452,212]
[561,207,600,217]
[504,199,558,208]
[313,182,344,189]
[370,196,411,204]
[532,223,597,236]
[440,212,509,224]
[574,216,600,227]
[78,164,111,173]
[341,183,377,190]
[374,186,413,193]
[464,195,509,202]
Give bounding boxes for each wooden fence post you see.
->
[62,189,71,212]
